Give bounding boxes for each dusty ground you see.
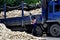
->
[0,23,38,40]
[0,23,60,40]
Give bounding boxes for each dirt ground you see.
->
[0,23,60,40]
[0,23,39,40]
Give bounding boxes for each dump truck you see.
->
[0,0,60,37]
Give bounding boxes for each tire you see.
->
[32,26,43,37]
[49,24,60,37]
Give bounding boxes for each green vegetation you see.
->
[0,0,40,6]
[0,0,4,5]
[24,0,40,4]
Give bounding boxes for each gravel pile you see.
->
[0,8,42,18]
[0,23,38,40]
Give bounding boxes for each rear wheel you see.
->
[49,24,60,37]
[32,26,43,37]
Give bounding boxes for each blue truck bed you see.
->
[0,14,42,26]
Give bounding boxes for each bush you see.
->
[0,0,4,5]
[0,0,40,6]
[5,0,17,6]
[24,0,40,4]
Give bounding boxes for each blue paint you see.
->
[4,4,6,19]
[42,0,60,21]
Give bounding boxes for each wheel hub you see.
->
[50,24,60,36]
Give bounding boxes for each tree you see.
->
[0,0,40,6]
